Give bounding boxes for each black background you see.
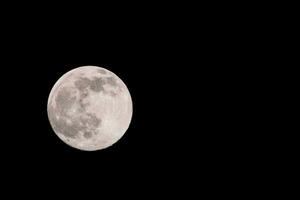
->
[0,3,271,197]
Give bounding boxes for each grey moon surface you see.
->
[47,66,133,151]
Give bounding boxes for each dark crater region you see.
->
[48,85,101,139]
[49,75,118,139]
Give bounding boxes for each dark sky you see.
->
[1,46,247,195]
[0,5,267,197]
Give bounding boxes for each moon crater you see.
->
[89,77,106,92]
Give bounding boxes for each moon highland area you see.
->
[47,66,133,151]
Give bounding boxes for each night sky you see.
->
[0,4,264,197]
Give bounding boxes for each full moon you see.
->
[47,66,133,151]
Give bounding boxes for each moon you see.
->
[47,66,133,151]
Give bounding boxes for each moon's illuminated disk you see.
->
[47,66,133,151]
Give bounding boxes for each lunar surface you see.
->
[47,66,133,151]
